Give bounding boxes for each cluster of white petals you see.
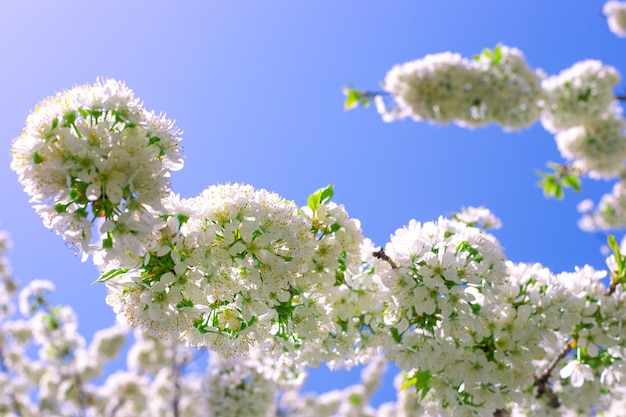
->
[579,173,626,231]
[104,184,369,367]
[10,79,183,254]
[605,0,626,37]
[377,45,545,130]
[554,105,626,177]
[542,61,626,180]
[541,60,621,133]
[377,48,626,231]
[452,206,502,230]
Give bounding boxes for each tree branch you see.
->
[73,372,87,417]
[0,344,25,417]
[172,348,181,417]
[373,248,398,269]
[533,341,574,408]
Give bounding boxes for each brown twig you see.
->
[373,248,398,269]
[533,341,574,408]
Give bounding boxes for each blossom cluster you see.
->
[375,45,545,130]
[10,79,183,255]
[605,0,626,38]
[102,183,371,367]
[542,60,625,178]
[374,45,626,233]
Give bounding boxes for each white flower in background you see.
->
[206,354,278,417]
[605,0,626,37]
[453,206,502,230]
[18,279,55,316]
[541,60,621,133]
[554,105,626,178]
[378,45,544,130]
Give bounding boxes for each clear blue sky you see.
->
[0,0,622,405]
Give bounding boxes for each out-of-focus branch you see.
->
[534,341,574,408]
[73,372,87,417]
[0,344,25,417]
[172,349,181,417]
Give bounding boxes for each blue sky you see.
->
[0,0,623,405]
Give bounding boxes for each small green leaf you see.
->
[540,176,557,197]
[320,184,334,205]
[63,111,77,126]
[493,44,502,64]
[608,235,623,272]
[307,190,322,212]
[343,88,361,110]
[307,184,334,212]
[102,235,113,250]
[176,299,194,309]
[401,370,432,400]
[177,213,190,226]
[554,184,564,200]
[32,151,44,164]
[93,268,128,284]
[400,375,418,390]
[562,175,581,192]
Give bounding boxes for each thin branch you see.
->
[73,372,87,417]
[533,341,574,408]
[172,348,181,417]
[493,409,510,417]
[373,248,398,269]
[615,94,626,101]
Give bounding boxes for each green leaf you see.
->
[54,203,67,214]
[562,175,581,192]
[554,184,564,200]
[93,268,128,284]
[401,370,432,400]
[493,44,502,64]
[400,375,418,391]
[102,235,113,250]
[307,190,322,212]
[63,111,77,126]
[177,213,190,226]
[343,88,361,110]
[307,184,334,212]
[320,184,334,204]
[608,235,623,272]
[32,151,44,164]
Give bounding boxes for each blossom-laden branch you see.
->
[10,78,626,416]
